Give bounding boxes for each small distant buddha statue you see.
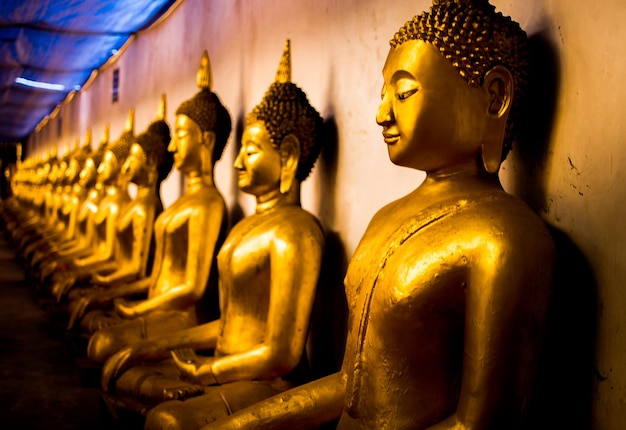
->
[16,149,62,256]
[99,41,325,430]
[85,51,231,365]
[18,152,69,261]
[37,128,110,285]
[210,2,555,430]
[58,135,94,243]
[48,111,135,301]
[66,95,174,329]
[6,153,52,242]
[29,132,93,271]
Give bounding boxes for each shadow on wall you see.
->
[526,226,597,430]
[228,113,246,227]
[512,32,597,430]
[317,115,340,227]
[512,32,560,213]
[307,230,348,379]
[307,115,348,379]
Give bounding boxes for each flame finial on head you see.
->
[197,50,213,91]
[83,128,92,149]
[125,108,135,133]
[100,124,110,145]
[275,40,291,84]
[157,93,167,120]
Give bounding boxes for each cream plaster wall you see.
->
[25,0,626,428]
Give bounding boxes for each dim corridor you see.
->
[0,234,124,429]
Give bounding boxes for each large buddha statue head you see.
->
[238,40,323,199]
[122,95,174,187]
[171,51,232,178]
[378,0,528,174]
[99,110,135,186]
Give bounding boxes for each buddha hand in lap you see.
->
[210,2,555,430]
[100,42,326,430]
[86,52,231,364]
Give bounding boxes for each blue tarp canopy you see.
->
[0,0,178,142]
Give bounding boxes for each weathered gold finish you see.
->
[66,94,175,330]
[99,42,326,429]
[86,52,231,365]
[210,2,555,429]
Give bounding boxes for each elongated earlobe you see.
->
[279,134,300,194]
[481,65,514,174]
[200,131,216,176]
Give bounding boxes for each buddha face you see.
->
[122,143,149,185]
[66,159,80,183]
[235,120,281,197]
[97,150,120,185]
[56,161,68,184]
[47,163,59,184]
[169,114,203,174]
[376,39,487,173]
[79,158,97,188]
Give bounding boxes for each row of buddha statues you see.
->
[0,1,556,429]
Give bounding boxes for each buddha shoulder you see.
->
[460,192,556,266]
[270,206,324,241]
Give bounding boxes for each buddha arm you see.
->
[428,235,553,430]
[63,198,80,241]
[74,208,118,267]
[59,203,100,257]
[197,225,323,384]
[91,277,152,303]
[206,373,345,430]
[139,320,221,357]
[123,202,224,316]
[101,320,221,389]
[96,205,153,284]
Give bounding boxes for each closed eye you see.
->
[396,89,417,100]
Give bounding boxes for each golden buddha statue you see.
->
[85,51,231,365]
[15,149,63,256]
[37,128,110,286]
[29,132,93,272]
[5,153,51,241]
[99,41,326,429]
[58,136,94,244]
[66,95,174,329]
[48,111,135,301]
[209,2,555,429]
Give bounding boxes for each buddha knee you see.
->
[144,393,230,429]
[87,330,116,363]
[144,401,187,430]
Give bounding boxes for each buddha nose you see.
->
[233,148,244,170]
[376,95,393,126]
[167,139,176,153]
